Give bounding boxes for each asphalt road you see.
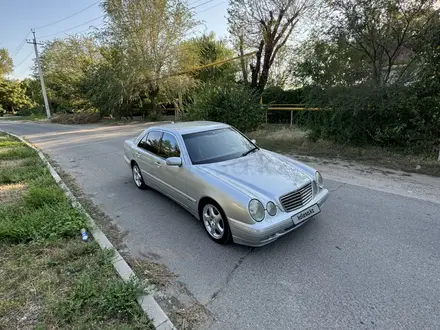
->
[1,121,440,330]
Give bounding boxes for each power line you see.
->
[34,1,101,30]
[196,1,227,14]
[15,51,33,68]
[72,24,104,35]
[39,15,105,39]
[188,0,209,6]
[190,0,218,9]
[12,32,31,56]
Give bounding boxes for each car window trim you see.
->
[160,131,182,159]
[158,131,184,160]
[137,130,163,156]
[137,132,150,149]
[137,129,183,163]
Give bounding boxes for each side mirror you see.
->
[251,139,257,145]
[166,157,182,166]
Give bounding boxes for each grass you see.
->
[47,153,212,329]
[0,132,153,329]
[248,124,440,177]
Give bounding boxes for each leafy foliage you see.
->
[0,48,13,77]
[184,82,266,131]
[296,84,440,151]
[180,33,237,83]
[290,0,440,152]
[37,36,102,113]
[0,78,34,113]
[99,0,198,117]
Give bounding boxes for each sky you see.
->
[0,0,229,79]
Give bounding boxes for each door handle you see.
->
[155,161,161,168]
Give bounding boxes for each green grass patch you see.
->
[0,140,22,148]
[0,240,153,329]
[0,145,37,160]
[0,160,47,184]
[0,203,86,243]
[0,133,152,329]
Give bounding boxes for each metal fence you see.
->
[265,104,320,126]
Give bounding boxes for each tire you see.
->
[200,201,232,244]
[132,162,147,190]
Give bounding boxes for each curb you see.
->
[2,131,176,330]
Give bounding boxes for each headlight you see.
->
[266,201,277,216]
[248,199,265,222]
[315,171,324,188]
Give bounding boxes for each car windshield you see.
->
[182,128,257,165]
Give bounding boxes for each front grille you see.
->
[279,182,313,212]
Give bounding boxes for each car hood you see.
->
[198,149,312,202]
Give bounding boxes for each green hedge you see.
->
[295,84,440,152]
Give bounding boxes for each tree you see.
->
[83,45,137,118]
[329,0,438,86]
[38,36,102,112]
[185,82,265,131]
[266,44,293,88]
[0,48,13,77]
[180,32,237,83]
[292,35,370,87]
[102,0,198,115]
[0,79,33,113]
[227,0,320,92]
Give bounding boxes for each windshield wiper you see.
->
[241,147,259,157]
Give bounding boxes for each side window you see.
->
[160,133,181,158]
[138,130,162,155]
[137,133,149,150]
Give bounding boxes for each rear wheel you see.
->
[201,202,231,244]
[132,163,147,190]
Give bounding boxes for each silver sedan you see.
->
[124,121,329,247]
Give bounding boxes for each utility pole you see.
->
[27,29,51,119]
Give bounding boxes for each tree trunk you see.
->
[239,35,248,84]
[251,40,265,89]
[258,43,274,92]
[149,85,160,117]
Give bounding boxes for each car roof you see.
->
[148,121,230,135]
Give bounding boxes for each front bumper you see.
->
[229,188,329,247]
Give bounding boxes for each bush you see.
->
[296,84,440,153]
[17,105,45,117]
[184,82,266,132]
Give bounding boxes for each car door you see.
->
[154,132,189,208]
[135,130,163,188]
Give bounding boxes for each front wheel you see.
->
[201,202,232,244]
[132,163,147,190]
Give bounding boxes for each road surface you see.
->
[1,121,440,330]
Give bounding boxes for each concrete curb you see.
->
[2,131,176,330]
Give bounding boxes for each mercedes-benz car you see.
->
[124,121,329,247]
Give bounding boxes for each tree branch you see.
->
[270,23,295,66]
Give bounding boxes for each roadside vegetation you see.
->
[0,133,152,329]
[249,125,440,177]
[1,0,439,171]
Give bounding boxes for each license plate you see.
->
[291,204,321,225]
